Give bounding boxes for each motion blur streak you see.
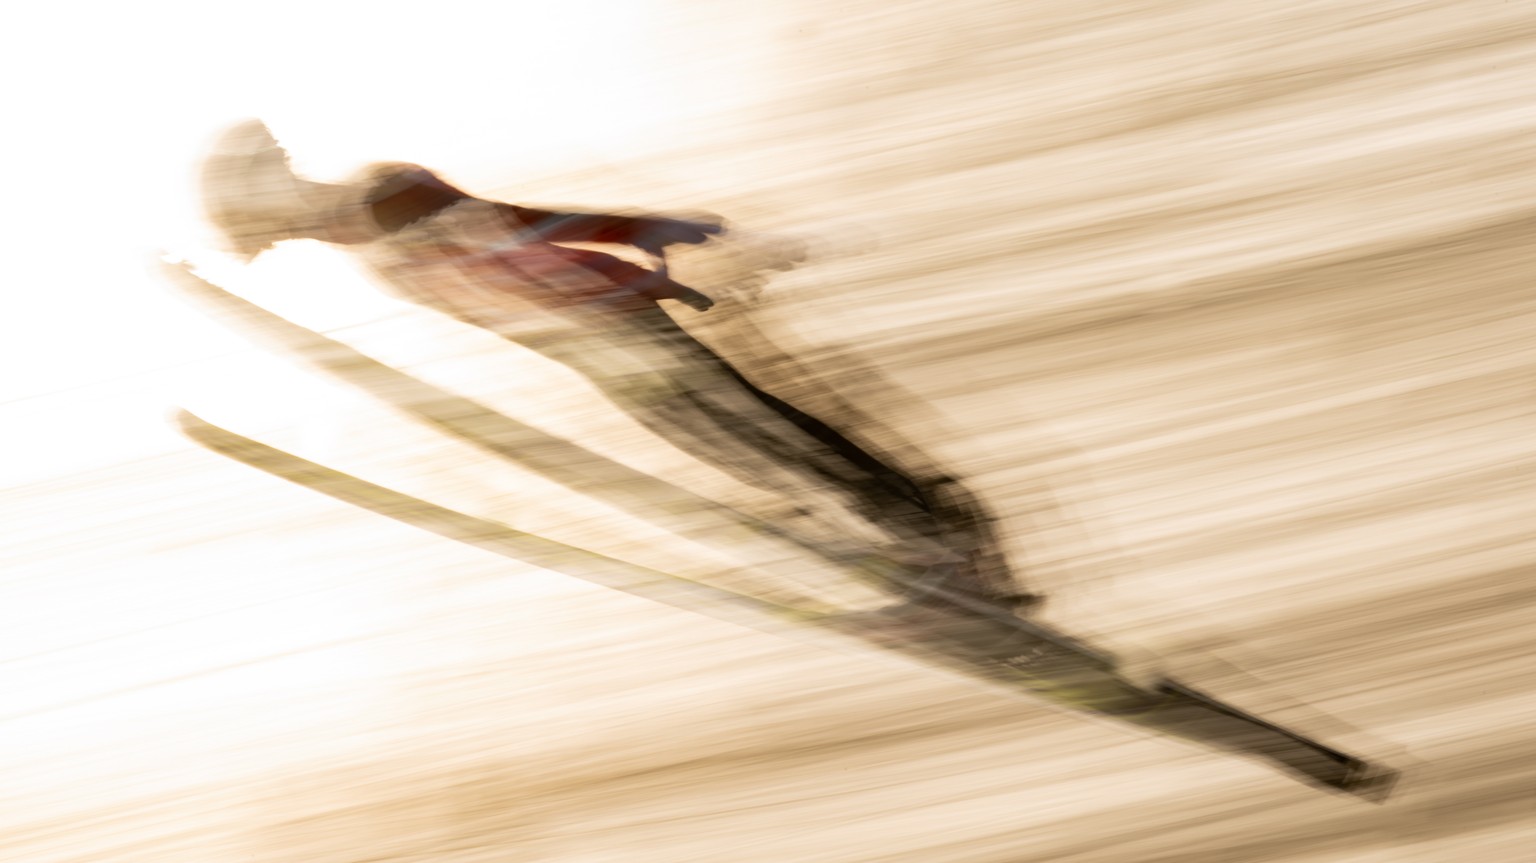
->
[5,1,1535,861]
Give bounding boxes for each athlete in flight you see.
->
[197,119,1035,610]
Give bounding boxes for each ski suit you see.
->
[198,123,1019,600]
[351,173,941,538]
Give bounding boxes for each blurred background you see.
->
[5,1,1534,860]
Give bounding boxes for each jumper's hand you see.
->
[675,287,716,312]
[630,214,726,256]
[628,267,715,312]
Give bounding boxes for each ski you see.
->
[175,409,832,621]
[178,410,1397,800]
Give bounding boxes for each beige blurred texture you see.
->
[5,1,1536,861]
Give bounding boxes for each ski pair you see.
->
[163,260,1398,799]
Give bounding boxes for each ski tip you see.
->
[169,408,205,434]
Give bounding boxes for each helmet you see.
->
[199,120,371,258]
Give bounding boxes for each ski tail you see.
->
[1152,679,1399,801]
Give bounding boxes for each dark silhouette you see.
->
[198,120,1031,607]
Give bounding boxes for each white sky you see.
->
[4,1,773,484]
[0,1,790,756]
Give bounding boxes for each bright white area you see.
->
[4,0,771,484]
[1,0,786,815]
